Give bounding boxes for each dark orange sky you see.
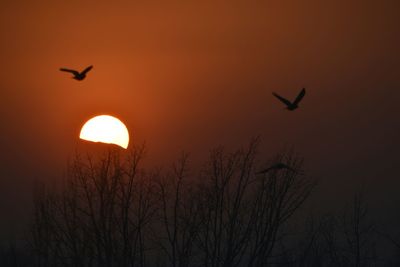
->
[0,1,400,240]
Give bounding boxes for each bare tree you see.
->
[30,145,157,267]
[155,153,203,267]
[194,139,316,267]
[247,152,315,267]
[293,192,378,267]
[341,193,376,267]
[29,140,316,267]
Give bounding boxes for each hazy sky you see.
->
[0,1,399,240]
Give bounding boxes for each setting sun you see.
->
[79,115,129,149]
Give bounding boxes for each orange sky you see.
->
[0,1,400,240]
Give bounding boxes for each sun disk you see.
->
[79,115,129,149]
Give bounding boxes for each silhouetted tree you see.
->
[28,141,317,267]
[284,192,378,267]
[30,145,156,267]
[155,153,203,267]
[193,139,316,267]
[341,193,376,266]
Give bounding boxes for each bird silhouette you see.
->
[59,65,93,81]
[272,88,306,111]
[256,163,295,174]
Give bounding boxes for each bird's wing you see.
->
[272,92,292,106]
[280,164,296,172]
[293,88,306,105]
[274,163,287,168]
[81,65,93,75]
[60,68,79,75]
[257,167,272,174]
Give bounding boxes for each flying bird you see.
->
[59,65,93,81]
[272,88,306,111]
[256,163,295,174]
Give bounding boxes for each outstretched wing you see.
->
[275,163,298,173]
[60,68,79,75]
[256,167,272,174]
[280,163,296,172]
[258,163,296,174]
[272,92,292,106]
[293,88,306,105]
[81,65,93,75]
